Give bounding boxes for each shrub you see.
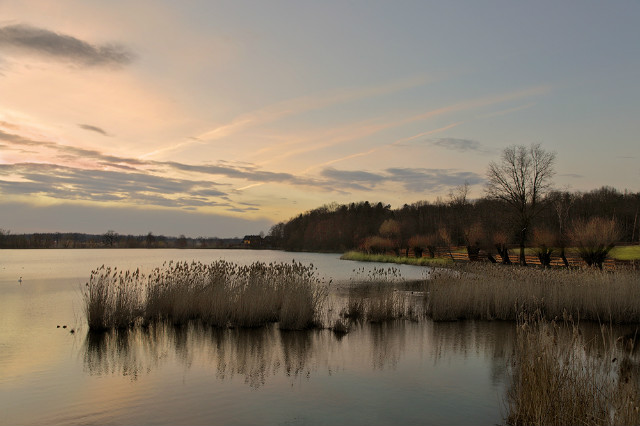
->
[532,228,558,267]
[408,234,438,258]
[360,236,396,255]
[568,217,621,269]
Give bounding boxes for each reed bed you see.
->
[84,260,327,331]
[506,312,640,425]
[425,264,640,323]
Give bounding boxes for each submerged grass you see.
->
[425,264,640,323]
[507,312,640,425]
[340,251,453,266]
[340,266,420,323]
[84,260,327,331]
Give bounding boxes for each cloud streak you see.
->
[142,75,432,159]
[0,24,134,66]
[320,167,483,192]
[429,137,485,153]
[78,124,111,136]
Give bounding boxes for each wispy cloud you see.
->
[429,137,485,153]
[320,166,483,193]
[0,23,134,67]
[307,122,463,172]
[0,162,230,208]
[142,75,432,159]
[264,85,551,167]
[78,124,111,137]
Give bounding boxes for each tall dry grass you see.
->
[425,264,640,323]
[506,312,640,425]
[84,260,327,331]
[84,267,145,330]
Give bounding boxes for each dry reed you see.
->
[506,312,640,425]
[425,264,640,323]
[341,266,413,322]
[84,260,327,331]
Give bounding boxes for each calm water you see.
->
[1,249,513,425]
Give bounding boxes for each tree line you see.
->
[268,188,637,249]
[268,145,639,268]
[0,230,243,249]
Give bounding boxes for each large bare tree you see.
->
[485,143,556,265]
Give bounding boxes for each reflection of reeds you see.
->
[84,261,327,331]
[507,312,640,425]
[425,264,640,322]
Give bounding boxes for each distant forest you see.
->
[1,186,638,252]
[267,186,640,253]
[0,230,243,250]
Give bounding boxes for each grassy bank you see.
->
[340,251,453,266]
[425,263,640,323]
[84,260,327,331]
[507,313,640,425]
[610,245,640,261]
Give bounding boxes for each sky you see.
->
[1,1,639,238]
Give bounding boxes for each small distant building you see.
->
[242,235,263,247]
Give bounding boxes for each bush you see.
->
[408,234,438,258]
[532,228,558,267]
[568,217,621,269]
[360,236,396,255]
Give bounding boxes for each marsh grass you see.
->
[84,267,145,330]
[425,264,640,323]
[507,312,640,425]
[84,260,327,331]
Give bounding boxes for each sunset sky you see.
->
[1,1,638,237]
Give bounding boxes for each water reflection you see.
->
[430,321,515,387]
[82,319,520,389]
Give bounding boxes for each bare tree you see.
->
[486,144,556,265]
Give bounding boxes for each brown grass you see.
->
[84,260,327,331]
[506,312,640,425]
[425,263,640,323]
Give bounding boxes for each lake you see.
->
[1,249,512,425]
